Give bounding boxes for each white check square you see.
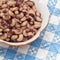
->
[0,56,4,60]
[56,54,60,60]
[36,49,48,59]
[17,45,29,54]
[55,0,60,9]
[50,15,60,25]
[43,31,54,42]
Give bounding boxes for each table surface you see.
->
[0,0,60,60]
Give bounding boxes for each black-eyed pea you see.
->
[21,21,27,26]
[32,6,36,12]
[28,32,34,36]
[2,8,8,13]
[8,10,14,17]
[21,17,26,21]
[11,35,18,40]
[14,11,19,15]
[26,1,34,7]
[28,9,35,15]
[0,13,4,17]
[16,15,20,19]
[0,33,2,35]
[0,29,2,32]
[15,23,21,28]
[19,13,24,18]
[23,4,28,10]
[33,29,37,34]
[11,18,16,27]
[27,16,34,22]
[7,1,16,6]
[17,34,23,42]
[36,17,42,22]
[24,0,29,2]
[4,28,10,32]
[12,29,22,34]
[36,11,41,17]
[3,14,11,20]
[34,21,41,25]
[30,21,34,25]
[1,33,7,40]
[23,30,28,36]
[19,7,23,11]
[10,7,18,11]
[2,4,7,8]
[0,2,2,7]
[27,23,31,28]
[0,19,2,22]
[34,22,41,28]
[6,38,10,42]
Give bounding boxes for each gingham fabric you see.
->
[0,0,60,60]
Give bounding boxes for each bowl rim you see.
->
[0,15,51,46]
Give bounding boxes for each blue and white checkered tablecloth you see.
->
[0,0,60,60]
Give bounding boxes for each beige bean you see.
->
[21,21,27,26]
[19,7,23,11]
[34,22,41,28]
[0,0,7,4]
[23,30,28,36]
[32,6,36,12]
[27,23,31,28]
[0,33,2,35]
[12,29,22,34]
[10,7,18,11]
[4,28,10,32]
[0,29,2,32]
[28,32,34,36]
[0,19,2,22]
[4,33,8,39]
[14,11,19,15]
[0,13,4,17]
[17,34,23,42]
[11,18,17,27]
[16,13,24,19]
[24,0,29,2]
[19,13,24,18]
[8,10,14,17]
[33,29,37,34]
[7,1,16,6]
[21,26,26,30]
[36,11,41,17]
[21,17,26,22]
[6,38,10,42]
[0,33,7,40]
[15,23,20,28]
[0,2,2,7]
[28,9,35,15]
[11,35,18,40]
[2,4,7,8]
[26,1,34,7]
[36,17,42,22]
[3,14,11,20]
[23,4,28,10]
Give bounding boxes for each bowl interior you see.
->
[0,0,50,46]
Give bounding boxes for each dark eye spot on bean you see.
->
[9,39,16,42]
[20,0,24,3]
[23,12,27,16]
[27,18,31,22]
[27,36,32,39]
[29,13,35,17]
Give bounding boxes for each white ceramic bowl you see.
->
[0,0,50,46]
